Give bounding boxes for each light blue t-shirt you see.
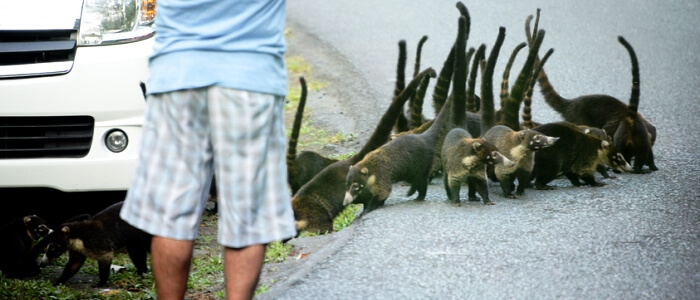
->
[147,0,288,96]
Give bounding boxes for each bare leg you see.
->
[224,244,266,300]
[151,236,194,300]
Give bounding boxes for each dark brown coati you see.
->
[0,215,52,279]
[39,201,151,286]
[292,68,436,234]
[343,69,454,213]
[529,121,615,189]
[577,125,633,178]
[521,47,554,129]
[393,40,410,134]
[529,18,656,172]
[441,127,515,205]
[286,76,339,195]
[482,125,559,198]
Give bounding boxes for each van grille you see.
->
[0,30,77,78]
[0,116,94,159]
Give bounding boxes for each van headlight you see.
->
[78,0,156,46]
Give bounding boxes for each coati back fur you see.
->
[0,215,52,279]
[286,76,338,195]
[292,68,436,234]
[441,127,514,205]
[482,125,559,198]
[38,201,151,286]
[532,20,657,173]
[529,121,614,189]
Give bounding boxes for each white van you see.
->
[0,0,155,192]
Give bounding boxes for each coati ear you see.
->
[518,131,526,140]
[24,216,32,224]
[361,167,369,175]
[601,140,610,148]
[61,226,70,234]
[584,129,591,134]
[472,142,482,151]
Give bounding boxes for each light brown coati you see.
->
[441,127,515,205]
[521,47,554,129]
[393,40,410,134]
[292,68,436,234]
[482,125,559,198]
[529,121,615,189]
[527,16,657,173]
[286,77,339,195]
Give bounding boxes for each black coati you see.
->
[529,121,615,189]
[482,125,559,198]
[441,127,514,205]
[38,201,152,286]
[286,76,339,195]
[529,15,656,173]
[0,215,52,279]
[292,68,436,234]
[343,16,461,212]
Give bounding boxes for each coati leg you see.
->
[497,173,517,199]
[580,174,605,187]
[468,177,495,205]
[514,168,533,196]
[126,244,149,275]
[97,258,112,286]
[444,173,461,203]
[533,169,558,190]
[54,251,87,286]
[564,172,584,187]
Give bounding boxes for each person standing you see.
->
[120,0,297,299]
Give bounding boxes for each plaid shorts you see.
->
[120,86,297,248]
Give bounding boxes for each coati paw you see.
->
[504,194,517,199]
[483,200,496,205]
[468,196,481,202]
[590,182,606,187]
[535,185,557,190]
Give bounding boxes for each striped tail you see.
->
[523,48,554,129]
[480,27,506,136]
[618,36,640,116]
[499,42,527,123]
[287,76,308,188]
[393,40,409,133]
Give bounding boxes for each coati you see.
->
[38,201,152,286]
[441,127,514,205]
[286,76,339,195]
[343,16,462,212]
[577,124,633,178]
[529,121,616,189]
[482,125,559,198]
[0,215,52,279]
[528,14,657,173]
[292,67,436,234]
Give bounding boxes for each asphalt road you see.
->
[266,1,700,299]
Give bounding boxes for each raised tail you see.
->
[393,40,409,133]
[498,42,527,122]
[522,48,554,129]
[467,44,486,113]
[480,27,506,136]
[452,15,469,127]
[355,67,437,162]
[413,35,429,78]
[287,76,308,188]
[409,71,432,129]
[618,36,640,116]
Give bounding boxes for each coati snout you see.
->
[344,166,369,206]
[490,151,516,167]
[527,134,559,150]
[610,152,633,173]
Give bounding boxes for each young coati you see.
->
[292,68,437,234]
[286,76,339,195]
[441,127,514,205]
[38,201,152,286]
[0,215,52,279]
[530,15,657,173]
[482,125,559,198]
[529,121,615,189]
